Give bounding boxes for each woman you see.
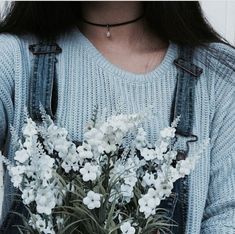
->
[0,1,234,233]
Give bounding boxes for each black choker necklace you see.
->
[79,14,145,38]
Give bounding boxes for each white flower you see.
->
[35,218,46,231]
[22,187,35,205]
[10,165,26,176]
[97,142,117,154]
[160,127,176,139]
[138,193,157,218]
[125,157,140,172]
[142,172,155,187]
[169,167,181,182]
[165,150,178,161]
[22,118,38,137]
[154,180,174,198]
[83,191,101,209]
[61,161,72,173]
[41,167,53,183]
[29,214,55,234]
[140,148,156,161]
[77,143,93,159]
[56,141,71,158]
[23,136,35,149]
[43,123,70,154]
[34,154,55,171]
[47,124,68,141]
[61,144,80,173]
[159,141,169,153]
[86,132,117,154]
[84,128,103,146]
[80,163,100,182]
[176,156,197,176]
[10,165,26,188]
[35,188,56,215]
[124,176,137,187]
[31,154,55,185]
[84,113,144,154]
[14,149,30,163]
[120,221,135,234]
[135,127,148,150]
[120,184,134,198]
[146,188,161,207]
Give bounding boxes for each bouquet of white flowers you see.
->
[0,107,207,234]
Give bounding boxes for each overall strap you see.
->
[28,42,62,121]
[172,46,203,137]
[170,46,203,234]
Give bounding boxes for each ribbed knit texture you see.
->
[0,28,234,233]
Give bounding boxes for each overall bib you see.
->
[0,40,203,234]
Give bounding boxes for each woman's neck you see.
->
[78,1,168,53]
[78,2,159,50]
[80,2,144,25]
[81,1,143,42]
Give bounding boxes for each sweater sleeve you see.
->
[0,34,15,151]
[0,34,16,222]
[200,71,235,233]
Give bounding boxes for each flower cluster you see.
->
[0,118,66,233]
[0,109,207,234]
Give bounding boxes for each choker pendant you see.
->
[106,24,111,38]
[79,13,145,39]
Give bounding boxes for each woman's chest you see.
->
[54,58,211,150]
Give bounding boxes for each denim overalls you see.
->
[0,40,203,234]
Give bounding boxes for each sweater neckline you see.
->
[73,27,178,82]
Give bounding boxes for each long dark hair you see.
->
[0,1,235,79]
[0,1,227,45]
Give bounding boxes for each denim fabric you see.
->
[172,47,203,137]
[28,43,62,122]
[0,97,17,233]
[159,46,203,234]
[0,201,28,234]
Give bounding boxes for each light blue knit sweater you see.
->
[0,28,235,233]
